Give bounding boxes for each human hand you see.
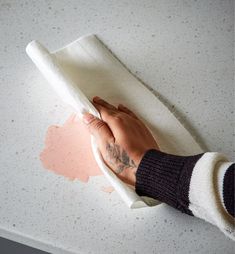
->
[82,96,159,186]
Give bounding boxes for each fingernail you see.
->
[83,113,94,124]
[93,96,101,102]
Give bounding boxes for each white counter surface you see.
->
[0,1,234,253]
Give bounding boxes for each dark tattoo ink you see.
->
[105,143,137,174]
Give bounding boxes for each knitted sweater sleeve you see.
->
[135,149,235,240]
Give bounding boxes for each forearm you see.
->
[135,149,235,240]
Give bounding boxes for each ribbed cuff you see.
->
[135,149,203,215]
[223,163,235,217]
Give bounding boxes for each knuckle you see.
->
[113,113,123,120]
[87,117,97,126]
[113,115,124,124]
[90,119,106,131]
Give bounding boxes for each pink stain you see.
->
[40,114,102,182]
[101,186,115,193]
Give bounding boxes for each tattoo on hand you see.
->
[105,143,137,174]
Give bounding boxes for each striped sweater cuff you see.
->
[135,149,203,215]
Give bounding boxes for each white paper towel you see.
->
[26,34,203,209]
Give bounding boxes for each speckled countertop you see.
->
[0,0,234,253]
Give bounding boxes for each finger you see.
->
[92,102,116,123]
[82,113,114,146]
[118,104,139,120]
[93,96,117,111]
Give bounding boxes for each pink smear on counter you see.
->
[101,186,115,193]
[40,114,102,182]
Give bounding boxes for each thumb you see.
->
[82,113,114,145]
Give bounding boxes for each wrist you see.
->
[135,149,203,214]
[118,167,137,186]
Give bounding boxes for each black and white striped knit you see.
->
[135,149,235,240]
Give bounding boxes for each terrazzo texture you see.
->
[0,0,234,253]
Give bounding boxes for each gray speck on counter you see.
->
[0,0,234,253]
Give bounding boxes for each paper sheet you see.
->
[26,34,203,208]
